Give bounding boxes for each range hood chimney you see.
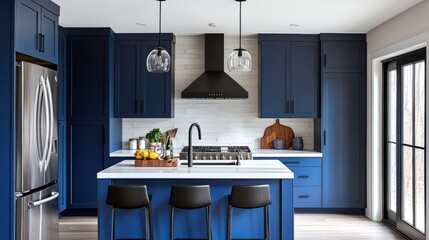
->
[181,34,248,99]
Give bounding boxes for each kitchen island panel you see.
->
[98,178,293,239]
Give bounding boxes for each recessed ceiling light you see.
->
[208,22,217,27]
[290,24,299,27]
[136,22,147,26]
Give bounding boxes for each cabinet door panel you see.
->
[68,122,106,208]
[141,41,173,118]
[290,42,319,118]
[259,42,289,118]
[288,167,321,186]
[58,121,67,212]
[322,73,366,208]
[58,27,66,121]
[15,0,41,57]
[40,8,58,63]
[322,42,365,73]
[68,37,109,121]
[114,41,141,118]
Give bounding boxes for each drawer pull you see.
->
[298,195,310,199]
[298,175,309,179]
[286,161,300,164]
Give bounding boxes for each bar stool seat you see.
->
[227,184,272,240]
[169,185,212,240]
[106,185,153,240]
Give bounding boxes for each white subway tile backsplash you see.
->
[121,36,315,150]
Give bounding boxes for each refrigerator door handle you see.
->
[34,81,43,162]
[27,191,59,208]
[39,76,50,167]
[44,76,54,172]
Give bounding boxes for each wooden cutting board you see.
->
[261,119,295,149]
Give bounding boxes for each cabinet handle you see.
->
[38,33,43,52]
[324,54,327,67]
[135,100,140,114]
[285,161,300,164]
[298,175,309,179]
[291,100,294,113]
[285,100,289,113]
[41,34,45,52]
[298,195,310,199]
[323,130,326,146]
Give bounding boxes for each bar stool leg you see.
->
[145,208,150,240]
[148,205,154,240]
[170,207,175,240]
[111,208,115,240]
[206,206,212,240]
[227,205,233,240]
[265,206,270,240]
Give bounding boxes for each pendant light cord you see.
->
[158,0,162,48]
[239,0,242,50]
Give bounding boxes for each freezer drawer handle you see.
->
[28,192,59,208]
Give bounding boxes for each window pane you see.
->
[402,146,414,225]
[415,61,425,148]
[415,149,425,233]
[387,142,397,212]
[402,64,413,145]
[388,70,397,142]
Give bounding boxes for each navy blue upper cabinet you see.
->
[67,28,114,121]
[259,34,319,118]
[321,34,366,73]
[58,27,67,121]
[15,0,59,64]
[114,34,175,118]
[320,34,366,209]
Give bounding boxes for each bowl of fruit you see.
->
[134,149,178,167]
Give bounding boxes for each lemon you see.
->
[149,152,158,160]
[135,154,143,160]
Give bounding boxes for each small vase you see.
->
[292,137,303,150]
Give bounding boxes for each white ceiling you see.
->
[52,0,422,36]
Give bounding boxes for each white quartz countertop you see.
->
[110,148,322,158]
[97,160,294,179]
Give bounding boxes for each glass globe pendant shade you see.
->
[146,47,171,73]
[227,48,252,72]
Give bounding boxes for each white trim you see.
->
[368,30,429,238]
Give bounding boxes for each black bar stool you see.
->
[106,185,153,240]
[169,185,212,240]
[227,184,272,240]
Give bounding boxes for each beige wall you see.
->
[367,0,429,53]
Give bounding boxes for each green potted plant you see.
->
[145,128,164,146]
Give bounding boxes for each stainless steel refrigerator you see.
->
[15,61,59,240]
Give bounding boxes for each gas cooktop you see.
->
[179,146,252,160]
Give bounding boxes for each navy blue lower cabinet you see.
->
[98,178,294,239]
[68,121,107,208]
[294,187,322,208]
[321,72,366,208]
[254,157,322,208]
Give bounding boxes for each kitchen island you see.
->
[97,159,294,239]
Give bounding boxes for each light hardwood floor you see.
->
[59,214,406,240]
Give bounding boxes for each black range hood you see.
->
[181,34,248,99]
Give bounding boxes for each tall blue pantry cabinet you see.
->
[320,34,367,210]
[66,28,122,209]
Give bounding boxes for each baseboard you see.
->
[294,208,366,214]
[59,208,98,217]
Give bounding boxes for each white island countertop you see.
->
[97,160,294,179]
[110,148,322,158]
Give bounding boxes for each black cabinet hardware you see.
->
[298,195,310,198]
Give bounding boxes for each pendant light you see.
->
[146,0,171,73]
[227,0,251,72]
